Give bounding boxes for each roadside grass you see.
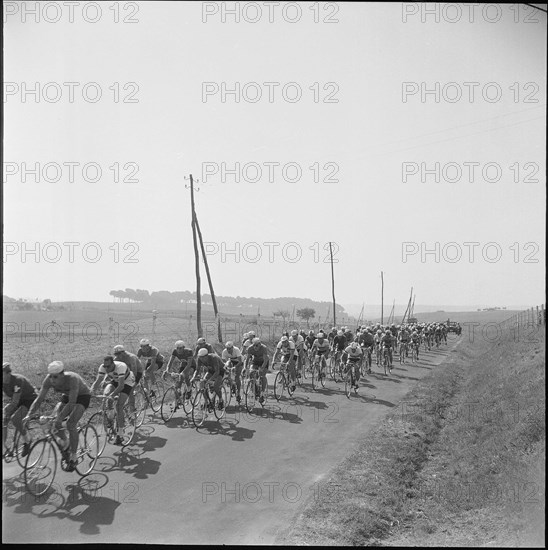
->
[281,326,545,546]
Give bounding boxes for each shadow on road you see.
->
[2,473,121,536]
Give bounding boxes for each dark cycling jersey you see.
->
[3,373,37,402]
[333,335,347,351]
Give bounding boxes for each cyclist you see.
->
[246,337,269,404]
[398,327,410,362]
[90,355,136,445]
[25,361,91,471]
[441,323,448,345]
[310,332,330,380]
[164,340,196,399]
[113,344,142,411]
[327,327,337,345]
[222,341,244,404]
[195,348,225,410]
[3,362,37,457]
[332,330,347,364]
[305,330,316,351]
[194,337,218,357]
[137,338,164,390]
[343,327,354,344]
[113,344,143,384]
[410,329,420,359]
[341,341,363,390]
[357,328,375,373]
[289,329,305,378]
[272,336,297,392]
[380,329,394,368]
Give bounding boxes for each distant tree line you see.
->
[108,288,346,317]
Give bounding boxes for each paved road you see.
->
[3,337,458,544]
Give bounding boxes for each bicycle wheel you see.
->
[87,412,107,457]
[120,404,136,447]
[148,379,163,413]
[214,385,228,420]
[182,382,195,415]
[295,358,303,387]
[329,356,337,382]
[133,386,147,427]
[344,368,352,398]
[223,377,233,409]
[302,355,309,379]
[14,429,28,468]
[161,386,179,422]
[24,438,57,497]
[75,424,99,476]
[319,363,326,388]
[244,378,257,413]
[191,390,208,427]
[274,372,285,401]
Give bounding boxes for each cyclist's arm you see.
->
[165,354,175,373]
[90,372,106,394]
[26,380,50,417]
[3,383,24,418]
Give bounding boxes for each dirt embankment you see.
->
[280,325,545,546]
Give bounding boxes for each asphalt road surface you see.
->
[3,337,459,544]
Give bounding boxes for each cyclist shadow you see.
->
[348,392,397,408]
[367,372,402,384]
[162,416,192,429]
[407,362,432,370]
[94,448,161,480]
[40,478,121,535]
[389,372,421,381]
[196,418,257,442]
[2,474,120,536]
[290,394,331,412]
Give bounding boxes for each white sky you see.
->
[3,2,546,309]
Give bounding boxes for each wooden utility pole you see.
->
[388,299,395,324]
[195,215,223,343]
[402,287,413,324]
[381,271,384,324]
[189,174,202,338]
[330,242,336,326]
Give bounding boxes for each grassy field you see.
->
[2,306,530,421]
[280,316,545,546]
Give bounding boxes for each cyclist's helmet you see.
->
[248,331,256,337]
[113,344,125,354]
[196,337,205,345]
[226,341,234,348]
[337,330,343,336]
[350,342,358,349]
[175,340,185,348]
[197,348,208,357]
[140,338,150,346]
[281,336,288,342]
[291,330,298,336]
[252,337,260,344]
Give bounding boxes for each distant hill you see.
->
[54,292,347,319]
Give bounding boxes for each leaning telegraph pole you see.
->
[329,242,336,326]
[380,271,384,324]
[188,174,202,338]
[195,215,223,343]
